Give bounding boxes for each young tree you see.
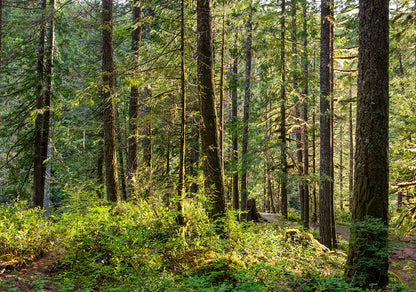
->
[102,0,120,202]
[197,0,226,222]
[127,1,142,196]
[345,0,389,288]
[231,56,239,210]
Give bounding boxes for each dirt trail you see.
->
[0,249,61,291]
[260,212,416,290]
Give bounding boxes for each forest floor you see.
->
[1,213,416,291]
[260,212,416,290]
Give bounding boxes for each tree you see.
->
[231,56,239,211]
[197,0,226,223]
[280,0,288,219]
[127,0,142,196]
[344,0,389,288]
[319,0,335,249]
[102,0,120,202]
[240,1,253,220]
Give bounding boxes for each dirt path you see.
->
[260,212,416,290]
[0,249,62,291]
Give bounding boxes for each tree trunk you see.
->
[319,0,334,249]
[33,0,47,208]
[102,0,120,202]
[116,111,127,200]
[127,1,142,196]
[349,87,353,208]
[189,95,200,195]
[301,0,309,229]
[280,0,288,219]
[339,123,343,211]
[397,191,402,212]
[231,57,239,210]
[197,0,226,223]
[344,0,389,288]
[240,2,253,220]
[219,0,225,166]
[177,0,186,226]
[311,52,317,224]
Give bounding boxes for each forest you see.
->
[1,0,416,291]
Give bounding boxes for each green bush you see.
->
[0,200,54,268]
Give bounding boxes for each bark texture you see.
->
[127,1,142,196]
[231,57,239,210]
[344,0,389,288]
[102,0,120,202]
[240,3,253,220]
[197,0,226,222]
[319,0,335,249]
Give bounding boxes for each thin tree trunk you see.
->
[240,2,253,220]
[127,1,142,196]
[349,87,353,208]
[319,0,334,249]
[301,0,309,229]
[219,0,225,165]
[345,0,389,287]
[197,0,226,223]
[33,0,47,208]
[177,0,186,226]
[189,95,200,195]
[231,57,239,210]
[42,0,54,214]
[280,0,288,219]
[311,52,317,224]
[102,0,120,202]
[340,123,343,211]
[116,111,127,200]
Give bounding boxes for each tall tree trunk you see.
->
[177,0,186,226]
[339,123,343,211]
[240,2,253,220]
[127,1,142,196]
[102,0,120,202]
[349,87,353,208]
[219,0,225,165]
[280,0,288,219]
[301,0,309,228]
[42,0,54,214]
[292,0,304,225]
[319,0,334,249]
[231,57,239,210]
[345,0,389,288]
[197,0,226,223]
[142,6,152,197]
[311,52,317,224]
[33,0,47,208]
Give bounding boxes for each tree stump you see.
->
[246,198,262,222]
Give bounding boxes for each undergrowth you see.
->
[0,190,411,291]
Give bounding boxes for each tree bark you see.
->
[319,0,334,249]
[102,0,120,202]
[349,87,353,207]
[301,0,309,229]
[339,123,343,211]
[344,0,389,288]
[127,1,142,196]
[197,0,226,223]
[177,0,186,226]
[33,0,47,208]
[280,0,288,219]
[231,57,239,210]
[240,2,253,220]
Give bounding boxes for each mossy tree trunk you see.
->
[197,0,225,223]
[102,0,120,202]
[344,0,389,288]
